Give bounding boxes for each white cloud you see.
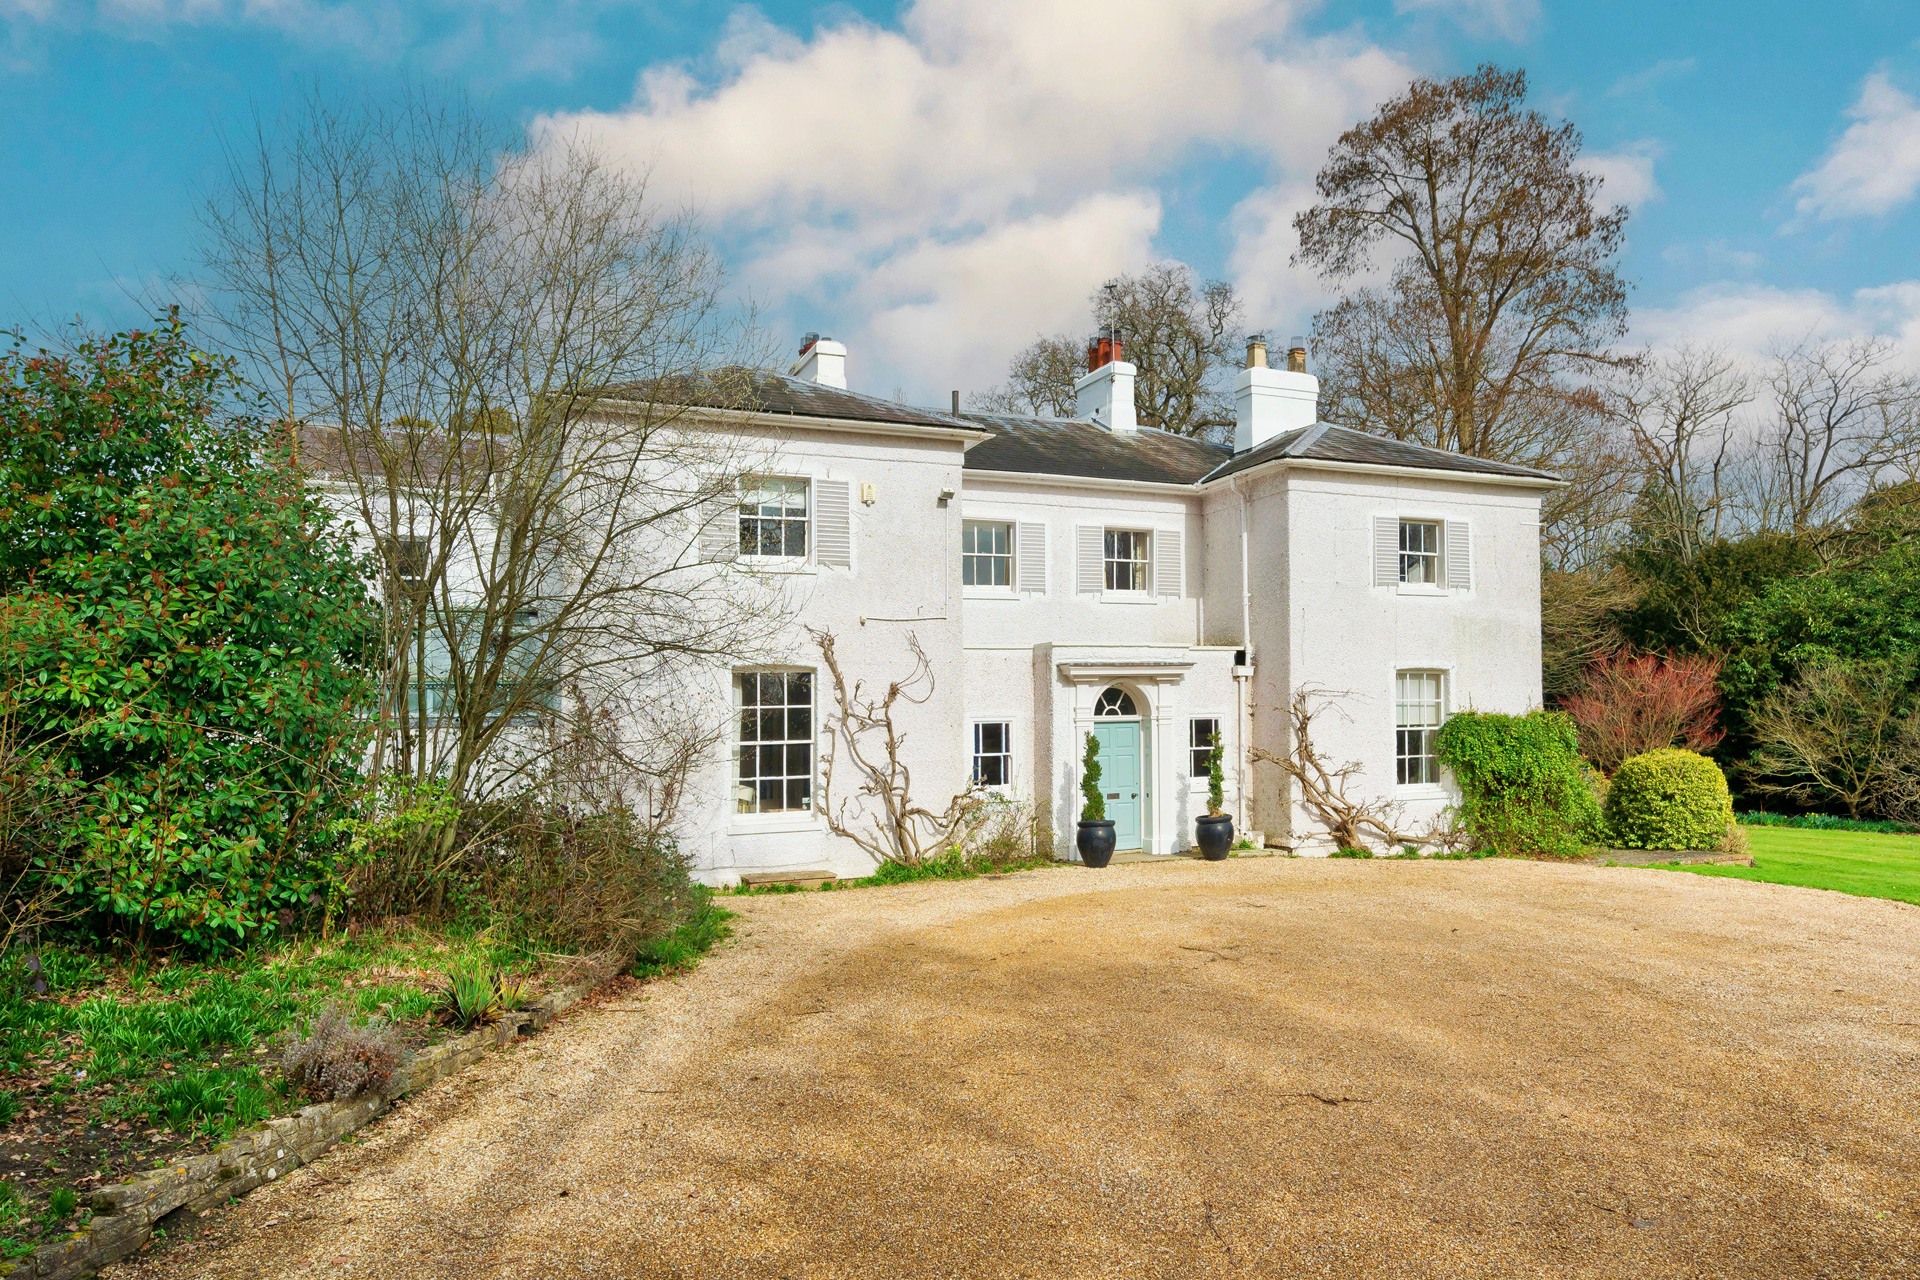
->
[1391,0,1537,42]
[1579,139,1664,212]
[1604,56,1694,99]
[1635,279,1920,368]
[1788,70,1920,226]
[537,0,1414,399]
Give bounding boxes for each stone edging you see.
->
[7,956,626,1280]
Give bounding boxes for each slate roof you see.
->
[1200,423,1558,484]
[957,412,1558,487]
[616,369,982,433]
[960,412,1231,485]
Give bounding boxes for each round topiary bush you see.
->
[1603,749,1735,851]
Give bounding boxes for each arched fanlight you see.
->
[1094,686,1138,718]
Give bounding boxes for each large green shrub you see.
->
[1604,749,1735,851]
[0,320,378,948]
[1434,710,1601,858]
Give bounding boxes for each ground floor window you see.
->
[735,670,813,814]
[1395,670,1445,785]
[1189,717,1221,777]
[972,721,1012,787]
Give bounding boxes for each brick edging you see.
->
[8,956,626,1280]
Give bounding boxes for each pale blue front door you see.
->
[1094,720,1143,851]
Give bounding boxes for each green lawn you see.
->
[1658,825,1920,906]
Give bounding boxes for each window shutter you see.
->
[815,479,851,568]
[1445,520,1471,590]
[1076,525,1104,593]
[1373,516,1399,587]
[1155,527,1184,597]
[1017,521,1047,593]
[699,496,737,561]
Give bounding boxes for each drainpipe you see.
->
[1232,475,1253,834]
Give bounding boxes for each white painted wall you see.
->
[675,419,974,884]
[1243,465,1547,852]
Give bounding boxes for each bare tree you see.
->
[1756,336,1920,537]
[1606,345,1757,561]
[1745,663,1920,821]
[976,264,1244,440]
[811,627,984,867]
[1295,66,1629,475]
[195,88,772,822]
[970,335,1082,418]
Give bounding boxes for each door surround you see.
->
[1057,658,1193,858]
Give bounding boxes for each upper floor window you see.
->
[962,521,1012,588]
[735,669,813,814]
[739,478,809,558]
[1189,717,1221,777]
[1104,529,1150,592]
[1395,670,1445,786]
[972,721,1012,787]
[1399,520,1440,585]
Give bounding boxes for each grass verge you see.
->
[0,924,541,1257]
[631,887,736,980]
[722,851,1063,896]
[1650,825,1920,906]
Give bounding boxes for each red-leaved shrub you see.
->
[1562,652,1726,775]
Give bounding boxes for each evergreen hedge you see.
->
[1604,749,1735,851]
[1434,710,1600,859]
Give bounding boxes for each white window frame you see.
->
[961,520,1015,594]
[737,476,812,565]
[1394,669,1447,793]
[1102,528,1152,597]
[1187,716,1223,790]
[1397,518,1443,593]
[733,668,817,819]
[970,720,1014,790]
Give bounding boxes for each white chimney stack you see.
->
[1234,333,1317,452]
[792,334,847,389]
[1074,326,1137,433]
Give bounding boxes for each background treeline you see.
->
[983,66,1920,822]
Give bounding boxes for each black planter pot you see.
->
[1195,814,1234,861]
[1076,820,1116,868]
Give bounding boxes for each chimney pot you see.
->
[1287,336,1307,374]
[1246,334,1268,370]
[951,390,960,414]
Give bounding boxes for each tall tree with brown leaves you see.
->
[1294,65,1629,471]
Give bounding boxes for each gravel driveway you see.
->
[112,858,1920,1278]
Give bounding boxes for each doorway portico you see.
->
[1057,658,1193,858]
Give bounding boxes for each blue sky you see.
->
[5,0,1919,402]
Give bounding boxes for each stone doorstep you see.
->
[16,960,624,1280]
[739,871,838,889]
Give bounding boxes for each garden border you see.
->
[4,953,628,1280]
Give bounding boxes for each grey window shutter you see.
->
[1155,527,1184,597]
[699,495,738,561]
[1017,521,1047,593]
[1077,525,1104,593]
[1373,516,1399,587]
[1445,520,1471,590]
[815,479,851,568]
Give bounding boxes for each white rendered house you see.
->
[671,334,1556,884]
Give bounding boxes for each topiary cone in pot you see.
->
[1195,731,1233,860]
[1076,731,1116,867]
